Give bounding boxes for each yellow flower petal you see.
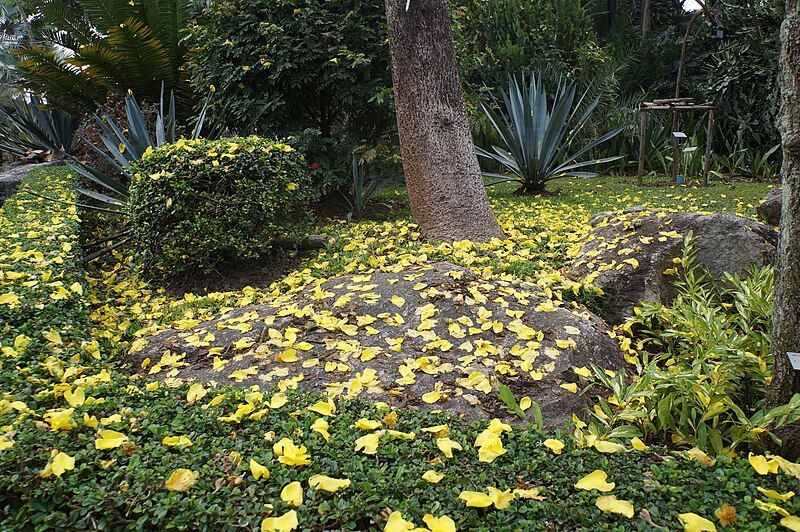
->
[280,481,303,506]
[94,429,128,450]
[678,512,717,532]
[459,490,493,508]
[162,435,193,448]
[543,438,565,455]
[595,495,634,518]
[422,514,456,532]
[308,474,351,493]
[249,458,270,480]
[261,509,299,531]
[574,470,615,492]
[422,470,445,483]
[594,440,626,454]
[164,468,199,492]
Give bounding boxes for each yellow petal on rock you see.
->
[94,429,128,450]
[459,490,494,508]
[249,458,270,480]
[519,396,532,411]
[261,509,299,532]
[595,495,634,518]
[543,438,565,455]
[422,470,445,483]
[560,382,578,393]
[164,468,199,492]
[280,481,303,506]
[422,391,442,404]
[678,512,717,532]
[574,470,615,492]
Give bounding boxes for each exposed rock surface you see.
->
[0,162,62,203]
[757,187,782,226]
[567,208,778,324]
[129,262,624,427]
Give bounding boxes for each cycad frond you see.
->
[106,17,174,99]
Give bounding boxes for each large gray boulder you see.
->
[757,187,782,226]
[567,208,778,324]
[129,262,624,428]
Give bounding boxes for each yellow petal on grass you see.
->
[781,516,800,532]
[755,499,790,517]
[273,438,311,466]
[422,514,456,532]
[261,509,299,532]
[249,458,270,480]
[50,451,76,477]
[354,418,382,430]
[757,487,795,502]
[384,510,415,532]
[631,437,648,451]
[436,437,463,458]
[487,486,514,509]
[514,487,545,500]
[459,490,493,508]
[280,481,303,506]
[311,418,330,441]
[308,474,351,493]
[594,440,626,454]
[595,495,634,518]
[94,429,128,450]
[164,468,199,492]
[543,438,565,455]
[749,453,780,475]
[186,383,206,405]
[63,387,85,407]
[307,399,336,416]
[422,470,445,483]
[678,512,717,532]
[574,470,615,492]
[355,431,383,455]
[162,435,193,448]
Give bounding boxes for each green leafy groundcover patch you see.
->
[2,168,799,531]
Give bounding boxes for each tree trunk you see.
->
[767,0,800,460]
[384,0,504,242]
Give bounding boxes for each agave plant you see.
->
[0,94,79,158]
[342,153,386,221]
[477,73,623,193]
[68,84,209,213]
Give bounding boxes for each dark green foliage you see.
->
[477,74,622,193]
[13,0,195,114]
[0,94,79,157]
[186,0,393,191]
[128,136,317,275]
[453,0,613,97]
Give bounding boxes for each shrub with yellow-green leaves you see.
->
[129,136,318,275]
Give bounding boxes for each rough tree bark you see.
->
[385,0,504,242]
[767,0,800,460]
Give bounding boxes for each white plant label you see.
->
[788,352,800,371]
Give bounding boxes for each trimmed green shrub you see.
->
[128,136,317,275]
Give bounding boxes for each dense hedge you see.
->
[2,168,800,531]
[128,137,317,275]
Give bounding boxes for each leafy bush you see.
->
[477,73,622,193]
[69,87,209,214]
[128,136,317,275]
[186,0,393,191]
[584,236,800,456]
[453,0,612,98]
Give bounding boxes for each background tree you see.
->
[767,0,800,460]
[384,0,503,242]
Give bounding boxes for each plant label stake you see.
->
[788,352,800,371]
